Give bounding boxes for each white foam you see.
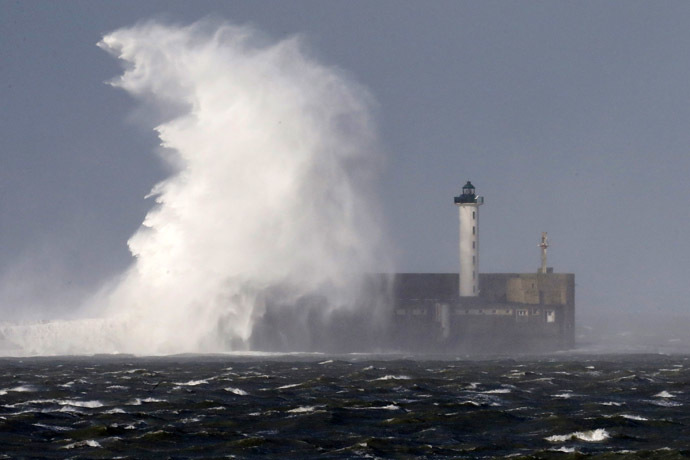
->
[378,404,400,410]
[350,404,401,411]
[546,428,610,443]
[550,446,576,453]
[3,385,35,393]
[224,387,248,396]
[62,440,102,449]
[105,408,126,414]
[1,17,388,356]
[649,399,682,407]
[276,383,302,390]
[126,397,165,406]
[654,391,675,398]
[288,406,316,414]
[57,406,86,413]
[374,375,410,381]
[175,379,208,386]
[621,414,648,421]
[58,399,104,408]
[482,388,511,394]
[461,400,482,406]
[34,423,70,431]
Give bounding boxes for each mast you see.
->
[538,232,549,274]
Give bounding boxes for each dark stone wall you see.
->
[248,272,575,354]
[392,273,457,301]
[392,272,576,352]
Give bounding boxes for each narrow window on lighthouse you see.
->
[472,241,475,249]
[473,211,476,219]
[472,255,476,265]
[472,226,475,235]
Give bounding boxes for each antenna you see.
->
[538,232,549,274]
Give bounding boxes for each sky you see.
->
[2,1,690,328]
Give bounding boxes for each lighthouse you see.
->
[454,181,484,297]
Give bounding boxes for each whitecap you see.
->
[175,379,208,386]
[601,401,624,406]
[649,399,682,407]
[57,400,104,408]
[5,398,63,408]
[350,404,401,411]
[550,446,576,453]
[482,388,511,394]
[545,428,610,443]
[62,439,102,449]
[654,391,675,398]
[276,383,302,389]
[34,423,70,432]
[224,387,248,396]
[460,400,482,406]
[126,397,165,406]
[374,375,410,381]
[57,406,86,413]
[318,360,334,365]
[378,404,400,410]
[3,385,35,393]
[621,414,648,421]
[104,408,126,414]
[287,406,316,414]
[552,393,573,399]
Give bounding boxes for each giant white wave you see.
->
[0,19,388,355]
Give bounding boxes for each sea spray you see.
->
[1,20,389,355]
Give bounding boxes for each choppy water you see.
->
[0,354,688,458]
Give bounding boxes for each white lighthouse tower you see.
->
[454,181,484,297]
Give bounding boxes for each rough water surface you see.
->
[0,354,688,458]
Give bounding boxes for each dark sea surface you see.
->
[0,353,688,459]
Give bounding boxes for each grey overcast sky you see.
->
[2,1,690,323]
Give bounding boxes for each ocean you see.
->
[0,353,687,458]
